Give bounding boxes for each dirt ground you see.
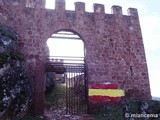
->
[44,107,95,120]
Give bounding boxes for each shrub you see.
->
[0,24,32,119]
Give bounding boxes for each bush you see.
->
[94,100,160,120]
[0,24,32,119]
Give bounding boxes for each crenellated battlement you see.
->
[0,0,139,17]
[75,2,85,13]
[127,8,139,17]
[53,0,139,17]
[111,6,122,15]
[94,4,105,14]
[55,0,65,12]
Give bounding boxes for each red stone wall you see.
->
[0,0,151,101]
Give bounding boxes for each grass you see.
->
[94,105,124,120]
[44,89,54,109]
[22,112,45,120]
[21,83,66,120]
[94,100,160,120]
[45,83,66,109]
[21,97,160,120]
[21,84,160,120]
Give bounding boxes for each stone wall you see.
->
[0,0,151,101]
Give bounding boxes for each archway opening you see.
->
[45,30,88,114]
[47,31,84,58]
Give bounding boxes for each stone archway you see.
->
[33,29,88,115]
[45,30,88,114]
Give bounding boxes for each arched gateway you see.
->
[45,30,88,114]
[0,0,151,115]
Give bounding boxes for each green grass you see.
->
[44,90,54,109]
[94,100,160,120]
[22,85,160,120]
[20,99,160,120]
[21,83,66,119]
[94,105,124,120]
[21,112,45,120]
[45,83,66,109]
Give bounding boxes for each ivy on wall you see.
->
[0,24,32,119]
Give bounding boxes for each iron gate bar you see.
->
[85,63,89,113]
[47,56,84,59]
[47,56,84,58]
[50,36,81,40]
[46,64,85,73]
[54,32,75,35]
[47,56,84,62]
[46,56,88,114]
[51,31,81,40]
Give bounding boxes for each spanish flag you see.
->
[89,84,125,102]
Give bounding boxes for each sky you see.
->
[47,38,84,57]
[46,0,160,98]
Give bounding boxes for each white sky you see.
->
[46,0,160,98]
[47,38,84,57]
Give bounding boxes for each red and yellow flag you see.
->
[89,84,125,101]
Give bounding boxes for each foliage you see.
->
[94,104,124,120]
[45,83,66,109]
[0,24,18,54]
[0,24,18,41]
[0,52,24,68]
[22,112,45,120]
[0,24,32,119]
[94,100,160,120]
[45,87,55,109]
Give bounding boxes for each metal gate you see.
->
[46,56,88,114]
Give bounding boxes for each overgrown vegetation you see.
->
[0,24,32,119]
[21,112,45,120]
[94,100,160,120]
[45,83,66,109]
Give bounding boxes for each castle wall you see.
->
[0,0,151,101]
